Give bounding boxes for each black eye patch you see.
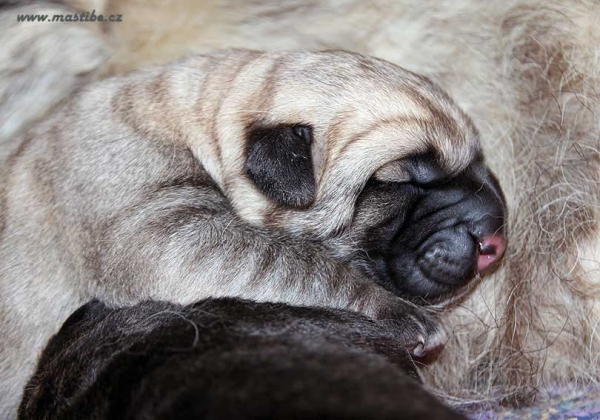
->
[245,124,316,208]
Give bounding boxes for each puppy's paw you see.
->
[376,300,446,357]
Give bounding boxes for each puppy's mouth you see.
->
[372,225,506,303]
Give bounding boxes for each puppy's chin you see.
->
[361,252,483,307]
[370,254,472,305]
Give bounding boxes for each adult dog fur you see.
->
[19,298,465,420]
[93,0,600,406]
[0,48,505,417]
[0,0,108,142]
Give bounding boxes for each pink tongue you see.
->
[477,235,506,273]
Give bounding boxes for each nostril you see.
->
[477,234,506,273]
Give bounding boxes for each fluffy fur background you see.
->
[96,0,600,406]
[3,0,598,408]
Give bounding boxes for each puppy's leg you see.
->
[98,185,444,356]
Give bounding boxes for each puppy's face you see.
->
[352,152,505,301]
[207,51,506,302]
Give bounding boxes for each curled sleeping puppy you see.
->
[0,50,506,417]
[19,298,466,420]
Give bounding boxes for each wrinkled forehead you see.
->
[217,51,481,234]
[314,113,479,207]
[262,54,425,118]
[320,105,478,179]
[261,56,480,234]
[260,56,480,186]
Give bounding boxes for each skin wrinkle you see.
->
[209,55,259,172]
[321,110,354,183]
[194,59,223,166]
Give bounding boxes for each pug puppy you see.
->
[0,50,505,417]
[19,298,466,420]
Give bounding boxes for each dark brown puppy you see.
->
[19,298,465,420]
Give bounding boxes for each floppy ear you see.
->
[60,299,107,331]
[245,124,316,208]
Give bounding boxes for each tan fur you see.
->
[2,0,598,411]
[100,0,600,407]
[0,48,482,418]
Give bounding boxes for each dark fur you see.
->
[356,152,505,299]
[245,124,316,208]
[19,298,465,420]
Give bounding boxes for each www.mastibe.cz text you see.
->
[17,10,122,23]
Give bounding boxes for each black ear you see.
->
[60,299,107,331]
[245,124,316,208]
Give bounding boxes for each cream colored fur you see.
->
[101,0,600,406]
[1,0,598,411]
